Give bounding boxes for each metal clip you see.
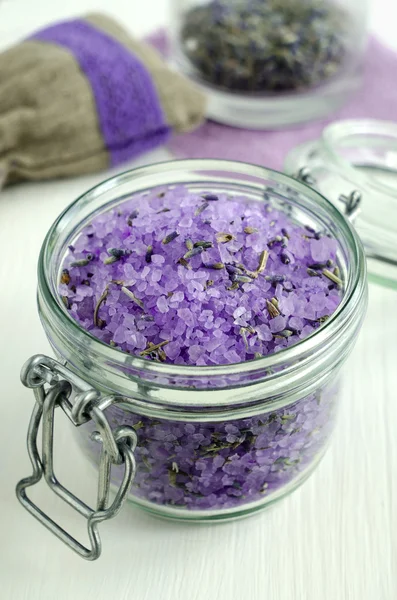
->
[16,355,137,561]
[294,167,316,186]
[338,190,362,222]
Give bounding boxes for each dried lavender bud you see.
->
[70,254,94,268]
[216,232,235,244]
[108,248,126,258]
[184,247,204,260]
[265,275,286,284]
[185,238,194,251]
[226,264,244,276]
[127,209,139,225]
[177,257,191,269]
[61,296,71,309]
[60,269,70,285]
[307,268,320,277]
[195,202,209,216]
[280,252,291,265]
[277,329,294,338]
[162,231,179,245]
[308,263,328,270]
[244,227,259,234]
[235,275,252,284]
[266,299,280,318]
[207,262,225,270]
[281,228,290,239]
[193,241,213,249]
[318,315,330,324]
[145,245,153,263]
[202,194,219,201]
[157,207,170,213]
[104,255,120,265]
[305,225,316,234]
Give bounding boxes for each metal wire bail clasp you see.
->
[16,355,137,561]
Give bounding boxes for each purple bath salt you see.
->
[63,185,343,512]
[60,186,341,365]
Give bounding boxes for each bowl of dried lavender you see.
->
[171,0,369,127]
[18,160,367,559]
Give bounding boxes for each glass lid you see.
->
[284,119,397,289]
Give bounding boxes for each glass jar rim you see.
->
[38,159,366,406]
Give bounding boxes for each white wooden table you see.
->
[0,2,396,599]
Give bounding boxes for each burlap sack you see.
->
[0,13,206,185]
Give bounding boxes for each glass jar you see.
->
[285,119,397,289]
[170,0,369,128]
[17,159,367,560]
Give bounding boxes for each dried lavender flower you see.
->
[127,209,139,225]
[216,232,235,244]
[60,269,70,285]
[70,254,94,268]
[145,245,153,264]
[162,231,179,245]
[184,247,204,260]
[195,202,209,216]
[266,299,280,318]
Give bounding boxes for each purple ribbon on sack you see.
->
[32,19,170,166]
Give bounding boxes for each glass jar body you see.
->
[37,160,367,521]
[170,0,369,128]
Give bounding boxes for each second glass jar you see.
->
[170,0,369,128]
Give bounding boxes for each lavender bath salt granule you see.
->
[60,186,342,364]
[62,185,343,511]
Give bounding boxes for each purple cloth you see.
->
[32,20,170,166]
[147,31,397,171]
